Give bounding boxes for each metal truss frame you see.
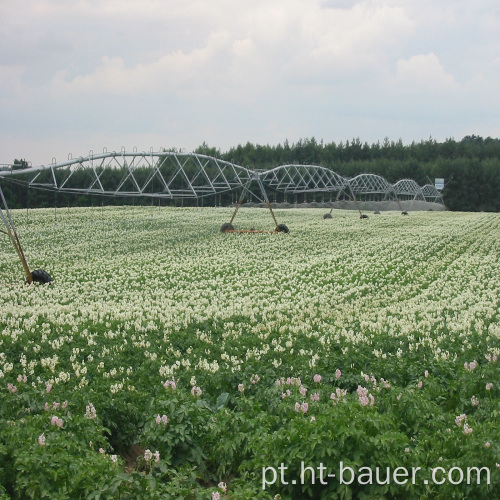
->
[421,184,444,204]
[394,179,426,211]
[2,149,253,199]
[259,164,346,194]
[0,150,445,219]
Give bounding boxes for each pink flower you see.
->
[335,369,342,379]
[218,481,227,492]
[163,379,177,390]
[250,374,260,384]
[310,393,320,402]
[486,383,493,391]
[455,414,467,427]
[99,448,105,454]
[294,402,300,412]
[38,433,46,446]
[417,381,423,389]
[191,386,202,397]
[485,442,491,448]
[289,377,301,386]
[380,378,391,389]
[301,402,309,413]
[463,423,473,435]
[471,395,479,407]
[238,383,245,393]
[299,385,307,397]
[50,416,63,427]
[281,389,291,399]
[144,449,153,462]
[357,385,374,406]
[424,370,429,378]
[154,451,160,463]
[464,361,477,372]
[7,383,17,393]
[156,414,168,425]
[212,492,221,500]
[46,383,52,393]
[313,374,322,383]
[85,403,97,419]
[330,388,347,405]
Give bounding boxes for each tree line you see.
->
[2,135,499,212]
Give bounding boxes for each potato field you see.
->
[0,207,498,499]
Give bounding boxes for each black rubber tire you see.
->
[323,213,333,219]
[30,269,53,284]
[220,223,235,233]
[277,224,289,233]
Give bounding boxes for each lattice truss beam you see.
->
[0,151,444,204]
[1,151,253,199]
[421,184,444,204]
[393,179,425,201]
[345,173,399,201]
[259,165,346,193]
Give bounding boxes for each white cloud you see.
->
[395,53,458,92]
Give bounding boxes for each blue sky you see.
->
[1,0,499,166]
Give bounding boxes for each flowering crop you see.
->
[0,206,499,498]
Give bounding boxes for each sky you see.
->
[1,0,499,167]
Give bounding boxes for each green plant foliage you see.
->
[0,207,498,498]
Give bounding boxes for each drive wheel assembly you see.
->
[29,269,53,284]
[220,223,235,233]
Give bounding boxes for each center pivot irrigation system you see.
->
[0,149,444,282]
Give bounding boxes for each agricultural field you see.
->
[0,206,499,499]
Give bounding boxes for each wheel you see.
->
[29,269,53,284]
[277,224,289,233]
[323,213,332,219]
[220,223,235,233]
